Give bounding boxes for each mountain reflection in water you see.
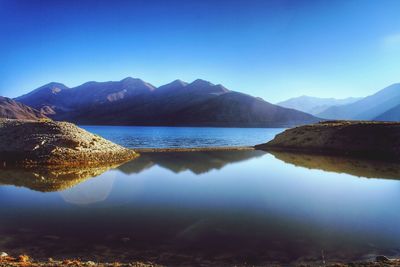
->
[119,150,267,175]
[2,150,400,193]
[0,150,267,192]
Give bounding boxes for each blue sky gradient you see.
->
[1,0,400,102]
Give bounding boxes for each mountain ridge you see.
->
[317,83,400,120]
[277,95,362,115]
[14,77,319,127]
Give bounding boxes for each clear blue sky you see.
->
[1,0,400,102]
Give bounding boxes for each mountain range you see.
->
[5,78,400,126]
[277,83,400,121]
[0,96,47,120]
[13,78,319,127]
[316,83,400,120]
[277,96,362,115]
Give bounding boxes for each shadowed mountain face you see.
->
[317,83,400,120]
[269,151,400,180]
[15,78,155,117]
[375,104,400,121]
[277,96,362,115]
[15,78,319,127]
[118,150,267,175]
[168,92,317,127]
[0,96,47,120]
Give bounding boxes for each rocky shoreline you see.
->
[0,119,137,167]
[1,252,400,267]
[255,120,400,161]
[0,253,160,267]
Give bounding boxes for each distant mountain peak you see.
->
[120,77,156,91]
[157,79,188,91]
[43,82,67,87]
[215,84,229,92]
[121,77,136,82]
[16,82,68,100]
[186,79,230,94]
[277,95,363,116]
[190,79,214,86]
[120,77,143,83]
[38,82,68,91]
[170,79,188,86]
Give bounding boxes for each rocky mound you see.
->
[255,120,400,161]
[0,119,137,166]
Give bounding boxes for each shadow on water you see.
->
[118,150,267,174]
[268,150,400,180]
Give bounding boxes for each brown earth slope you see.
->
[0,96,47,120]
[255,120,400,161]
[0,119,137,166]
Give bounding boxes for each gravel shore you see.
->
[0,119,137,167]
[256,120,400,161]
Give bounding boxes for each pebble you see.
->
[0,252,8,257]
[376,255,390,262]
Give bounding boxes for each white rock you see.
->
[0,252,8,257]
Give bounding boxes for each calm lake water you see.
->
[1,148,400,265]
[80,125,285,148]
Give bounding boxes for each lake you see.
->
[80,125,285,148]
[1,145,400,265]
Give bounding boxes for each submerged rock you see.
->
[0,119,137,166]
[256,120,400,161]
